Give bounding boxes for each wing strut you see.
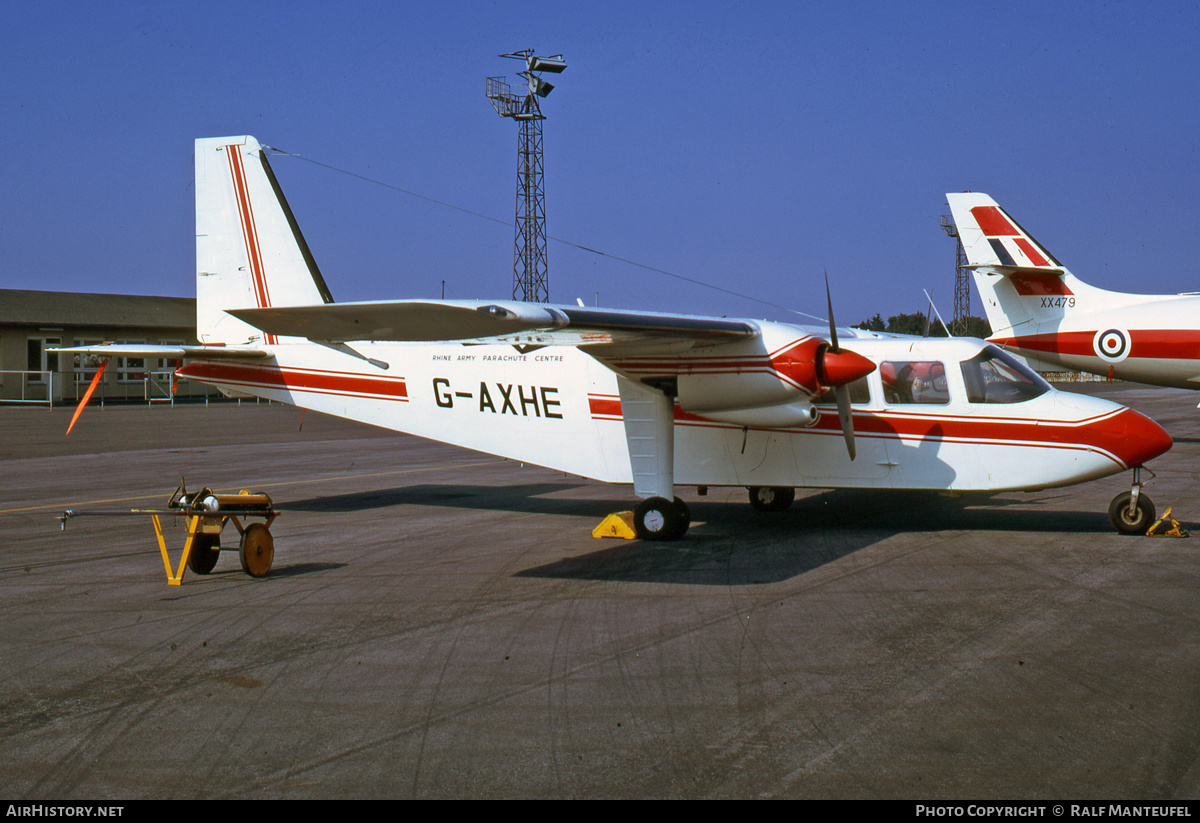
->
[619,377,674,500]
[617,377,688,540]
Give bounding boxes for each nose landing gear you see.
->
[1108,467,1156,535]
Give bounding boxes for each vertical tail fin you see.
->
[946,192,1094,337]
[195,136,334,345]
[946,192,1062,271]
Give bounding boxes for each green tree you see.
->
[956,315,992,338]
[853,313,886,331]
[886,312,946,336]
[855,311,992,338]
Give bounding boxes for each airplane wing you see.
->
[228,299,759,349]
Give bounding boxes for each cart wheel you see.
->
[187,534,220,575]
[239,523,274,578]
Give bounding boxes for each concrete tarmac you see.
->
[2,388,1200,799]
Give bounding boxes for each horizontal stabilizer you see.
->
[970,264,1066,277]
[229,300,758,345]
[50,343,272,359]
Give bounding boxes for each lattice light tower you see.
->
[941,214,971,336]
[486,50,567,303]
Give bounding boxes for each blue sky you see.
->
[3,1,1198,326]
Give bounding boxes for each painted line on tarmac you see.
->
[0,460,504,514]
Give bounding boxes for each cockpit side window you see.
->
[879,361,950,405]
[960,345,1050,403]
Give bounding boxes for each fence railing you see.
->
[0,370,257,407]
[0,370,59,405]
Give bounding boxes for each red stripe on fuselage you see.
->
[178,361,408,401]
[588,394,622,418]
[994,330,1200,360]
[585,396,1160,469]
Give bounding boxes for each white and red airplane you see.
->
[948,191,1200,391]
[54,138,1175,538]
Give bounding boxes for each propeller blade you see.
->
[66,360,107,437]
[836,384,856,461]
[823,270,864,460]
[824,270,839,352]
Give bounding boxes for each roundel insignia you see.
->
[1093,328,1130,363]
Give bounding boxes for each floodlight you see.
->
[530,55,567,73]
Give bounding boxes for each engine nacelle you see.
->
[696,401,820,429]
[677,336,826,412]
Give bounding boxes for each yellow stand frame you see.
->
[152,512,277,586]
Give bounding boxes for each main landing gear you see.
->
[633,496,691,541]
[748,486,795,512]
[1108,467,1156,535]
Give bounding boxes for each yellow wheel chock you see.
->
[593,512,637,540]
[1146,507,1190,538]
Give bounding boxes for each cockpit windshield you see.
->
[960,345,1050,404]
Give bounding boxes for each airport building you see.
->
[0,289,198,404]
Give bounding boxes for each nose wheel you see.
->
[1109,491,1155,535]
[1108,467,1156,535]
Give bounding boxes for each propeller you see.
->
[66,360,107,437]
[822,272,868,460]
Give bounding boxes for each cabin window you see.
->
[879,361,950,405]
[960,345,1049,404]
[815,376,871,405]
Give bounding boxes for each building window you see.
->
[157,340,185,371]
[26,337,60,383]
[72,338,106,380]
[117,340,147,383]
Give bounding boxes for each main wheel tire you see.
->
[187,533,220,575]
[239,523,275,578]
[748,486,795,512]
[1108,492,1155,535]
[634,496,686,541]
[673,497,691,532]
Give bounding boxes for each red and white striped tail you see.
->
[195,136,333,345]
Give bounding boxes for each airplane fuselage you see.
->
[177,333,1165,495]
[984,289,1200,389]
